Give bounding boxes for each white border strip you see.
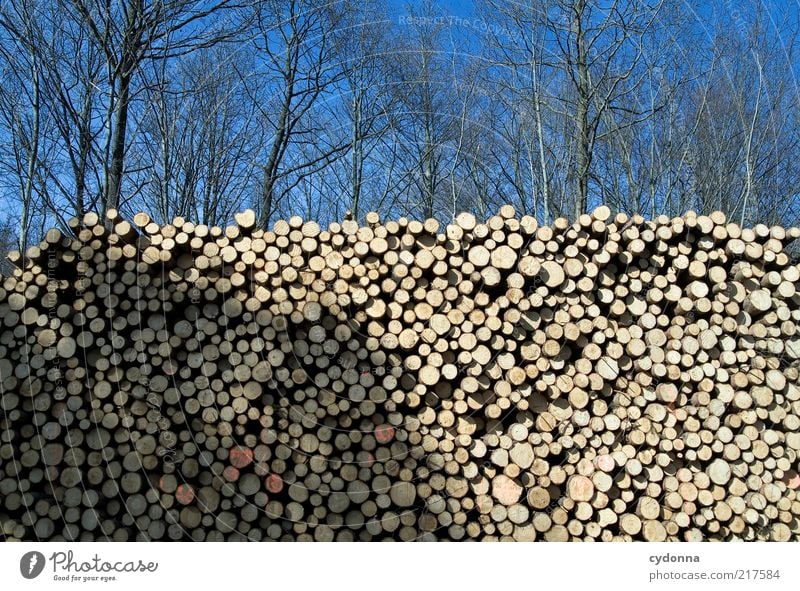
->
[1,542,798,590]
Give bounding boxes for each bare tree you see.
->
[685,12,800,227]
[1,0,112,228]
[239,0,349,227]
[0,0,46,248]
[479,0,563,221]
[67,0,239,215]
[480,0,671,220]
[391,1,462,219]
[328,0,398,220]
[136,47,259,225]
[1,0,800,241]
[0,214,18,274]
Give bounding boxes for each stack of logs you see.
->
[1,205,799,542]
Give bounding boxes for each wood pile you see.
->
[1,205,799,541]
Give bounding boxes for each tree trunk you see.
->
[105,72,131,217]
[19,57,40,251]
[574,6,591,222]
[258,54,294,229]
[74,90,93,218]
[530,33,549,223]
[351,92,363,219]
[260,168,276,228]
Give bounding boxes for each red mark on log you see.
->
[265,473,283,494]
[229,447,253,469]
[223,465,240,482]
[176,484,195,505]
[375,424,395,444]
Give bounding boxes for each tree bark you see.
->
[105,71,131,217]
[573,1,591,222]
[19,55,39,251]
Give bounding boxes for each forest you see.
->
[0,0,798,252]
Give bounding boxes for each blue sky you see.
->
[390,0,476,16]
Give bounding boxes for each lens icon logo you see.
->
[20,551,46,579]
